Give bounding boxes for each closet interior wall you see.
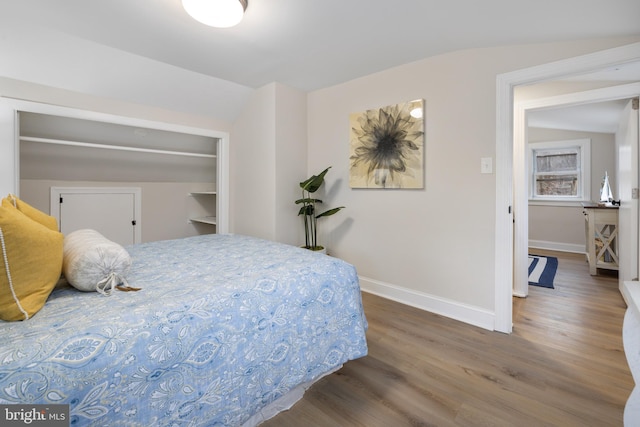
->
[18,112,219,243]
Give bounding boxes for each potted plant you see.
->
[296,166,345,252]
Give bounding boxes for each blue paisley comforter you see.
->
[0,234,368,426]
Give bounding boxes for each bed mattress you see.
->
[0,234,368,426]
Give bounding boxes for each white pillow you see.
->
[63,229,132,295]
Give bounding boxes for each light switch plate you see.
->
[481,157,493,174]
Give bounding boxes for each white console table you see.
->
[623,280,640,426]
[582,203,619,275]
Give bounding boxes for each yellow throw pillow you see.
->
[0,201,64,321]
[3,194,58,231]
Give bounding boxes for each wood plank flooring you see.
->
[262,250,633,426]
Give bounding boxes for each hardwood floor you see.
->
[262,250,633,426]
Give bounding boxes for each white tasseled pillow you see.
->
[63,229,132,295]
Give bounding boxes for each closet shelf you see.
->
[20,136,217,159]
[190,216,217,225]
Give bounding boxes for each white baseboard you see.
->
[528,239,584,254]
[358,276,495,331]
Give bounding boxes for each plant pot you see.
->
[302,246,327,255]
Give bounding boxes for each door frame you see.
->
[512,83,640,298]
[495,42,640,333]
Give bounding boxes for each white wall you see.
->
[230,82,307,245]
[306,38,638,329]
[274,84,308,246]
[231,84,277,240]
[0,21,251,123]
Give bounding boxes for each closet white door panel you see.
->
[52,187,141,246]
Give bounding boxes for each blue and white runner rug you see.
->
[528,255,558,288]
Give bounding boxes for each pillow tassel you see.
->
[96,272,140,295]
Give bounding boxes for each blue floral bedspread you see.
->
[0,234,368,426]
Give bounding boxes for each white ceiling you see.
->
[4,0,640,92]
[2,0,639,131]
[527,98,631,134]
[527,62,640,133]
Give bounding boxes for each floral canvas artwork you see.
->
[349,99,424,188]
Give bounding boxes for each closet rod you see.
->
[20,136,217,159]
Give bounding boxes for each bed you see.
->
[0,233,368,426]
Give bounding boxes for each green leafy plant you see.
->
[295,167,345,251]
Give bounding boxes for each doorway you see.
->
[513,87,639,298]
[494,42,640,333]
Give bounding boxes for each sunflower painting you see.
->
[349,99,425,188]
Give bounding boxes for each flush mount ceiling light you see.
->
[182,0,248,28]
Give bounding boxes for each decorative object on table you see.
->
[349,99,424,189]
[599,171,614,206]
[296,167,345,252]
[528,255,558,289]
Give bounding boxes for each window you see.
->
[528,139,590,202]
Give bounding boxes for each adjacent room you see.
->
[1,1,639,425]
